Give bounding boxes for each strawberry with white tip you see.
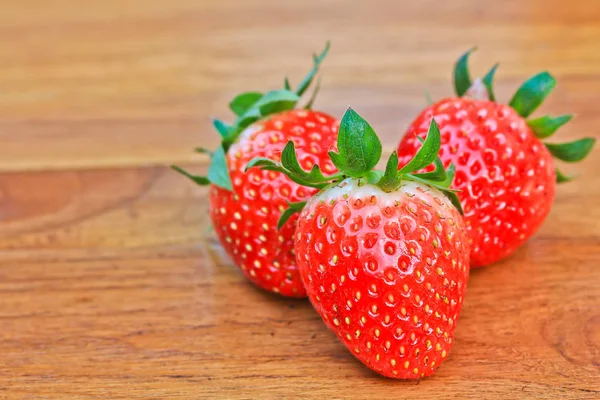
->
[247,108,469,379]
[173,43,339,297]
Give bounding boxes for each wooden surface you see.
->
[1,0,599,398]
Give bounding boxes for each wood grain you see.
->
[1,0,600,171]
[0,164,598,399]
[0,0,599,398]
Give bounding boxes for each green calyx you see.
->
[172,42,331,191]
[509,72,556,118]
[453,48,595,184]
[278,201,307,229]
[454,48,557,117]
[247,108,463,228]
[527,115,572,139]
[328,109,383,178]
[545,138,596,163]
[454,47,477,97]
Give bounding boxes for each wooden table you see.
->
[1,0,599,398]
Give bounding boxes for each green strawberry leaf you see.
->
[212,119,231,138]
[284,77,291,91]
[442,190,464,215]
[398,119,441,175]
[328,151,345,173]
[229,92,262,116]
[171,165,210,186]
[404,173,456,193]
[281,141,335,183]
[194,147,213,156]
[545,137,595,162]
[255,90,299,115]
[329,108,382,178]
[556,168,573,183]
[225,90,299,149]
[275,169,328,189]
[377,152,402,191]
[509,71,556,118]
[281,141,313,177]
[207,145,232,191]
[246,143,334,189]
[439,162,456,188]
[405,172,463,215]
[454,47,476,96]
[413,157,447,182]
[245,157,279,170]
[527,114,573,139]
[278,201,307,229]
[306,164,338,182]
[232,107,262,138]
[410,136,447,183]
[482,63,499,102]
[375,120,457,205]
[296,41,330,97]
[366,170,384,185]
[304,77,321,110]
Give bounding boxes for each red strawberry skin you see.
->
[295,178,469,379]
[210,110,339,297]
[397,98,555,267]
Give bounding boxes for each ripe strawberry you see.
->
[248,108,469,379]
[173,43,339,297]
[397,49,595,267]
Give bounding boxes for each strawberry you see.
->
[247,108,469,379]
[173,43,339,297]
[397,49,596,267]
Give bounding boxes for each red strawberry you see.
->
[397,49,595,267]
[248,108,469,379]
[209,110,338,296]
[173,43,339,297]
